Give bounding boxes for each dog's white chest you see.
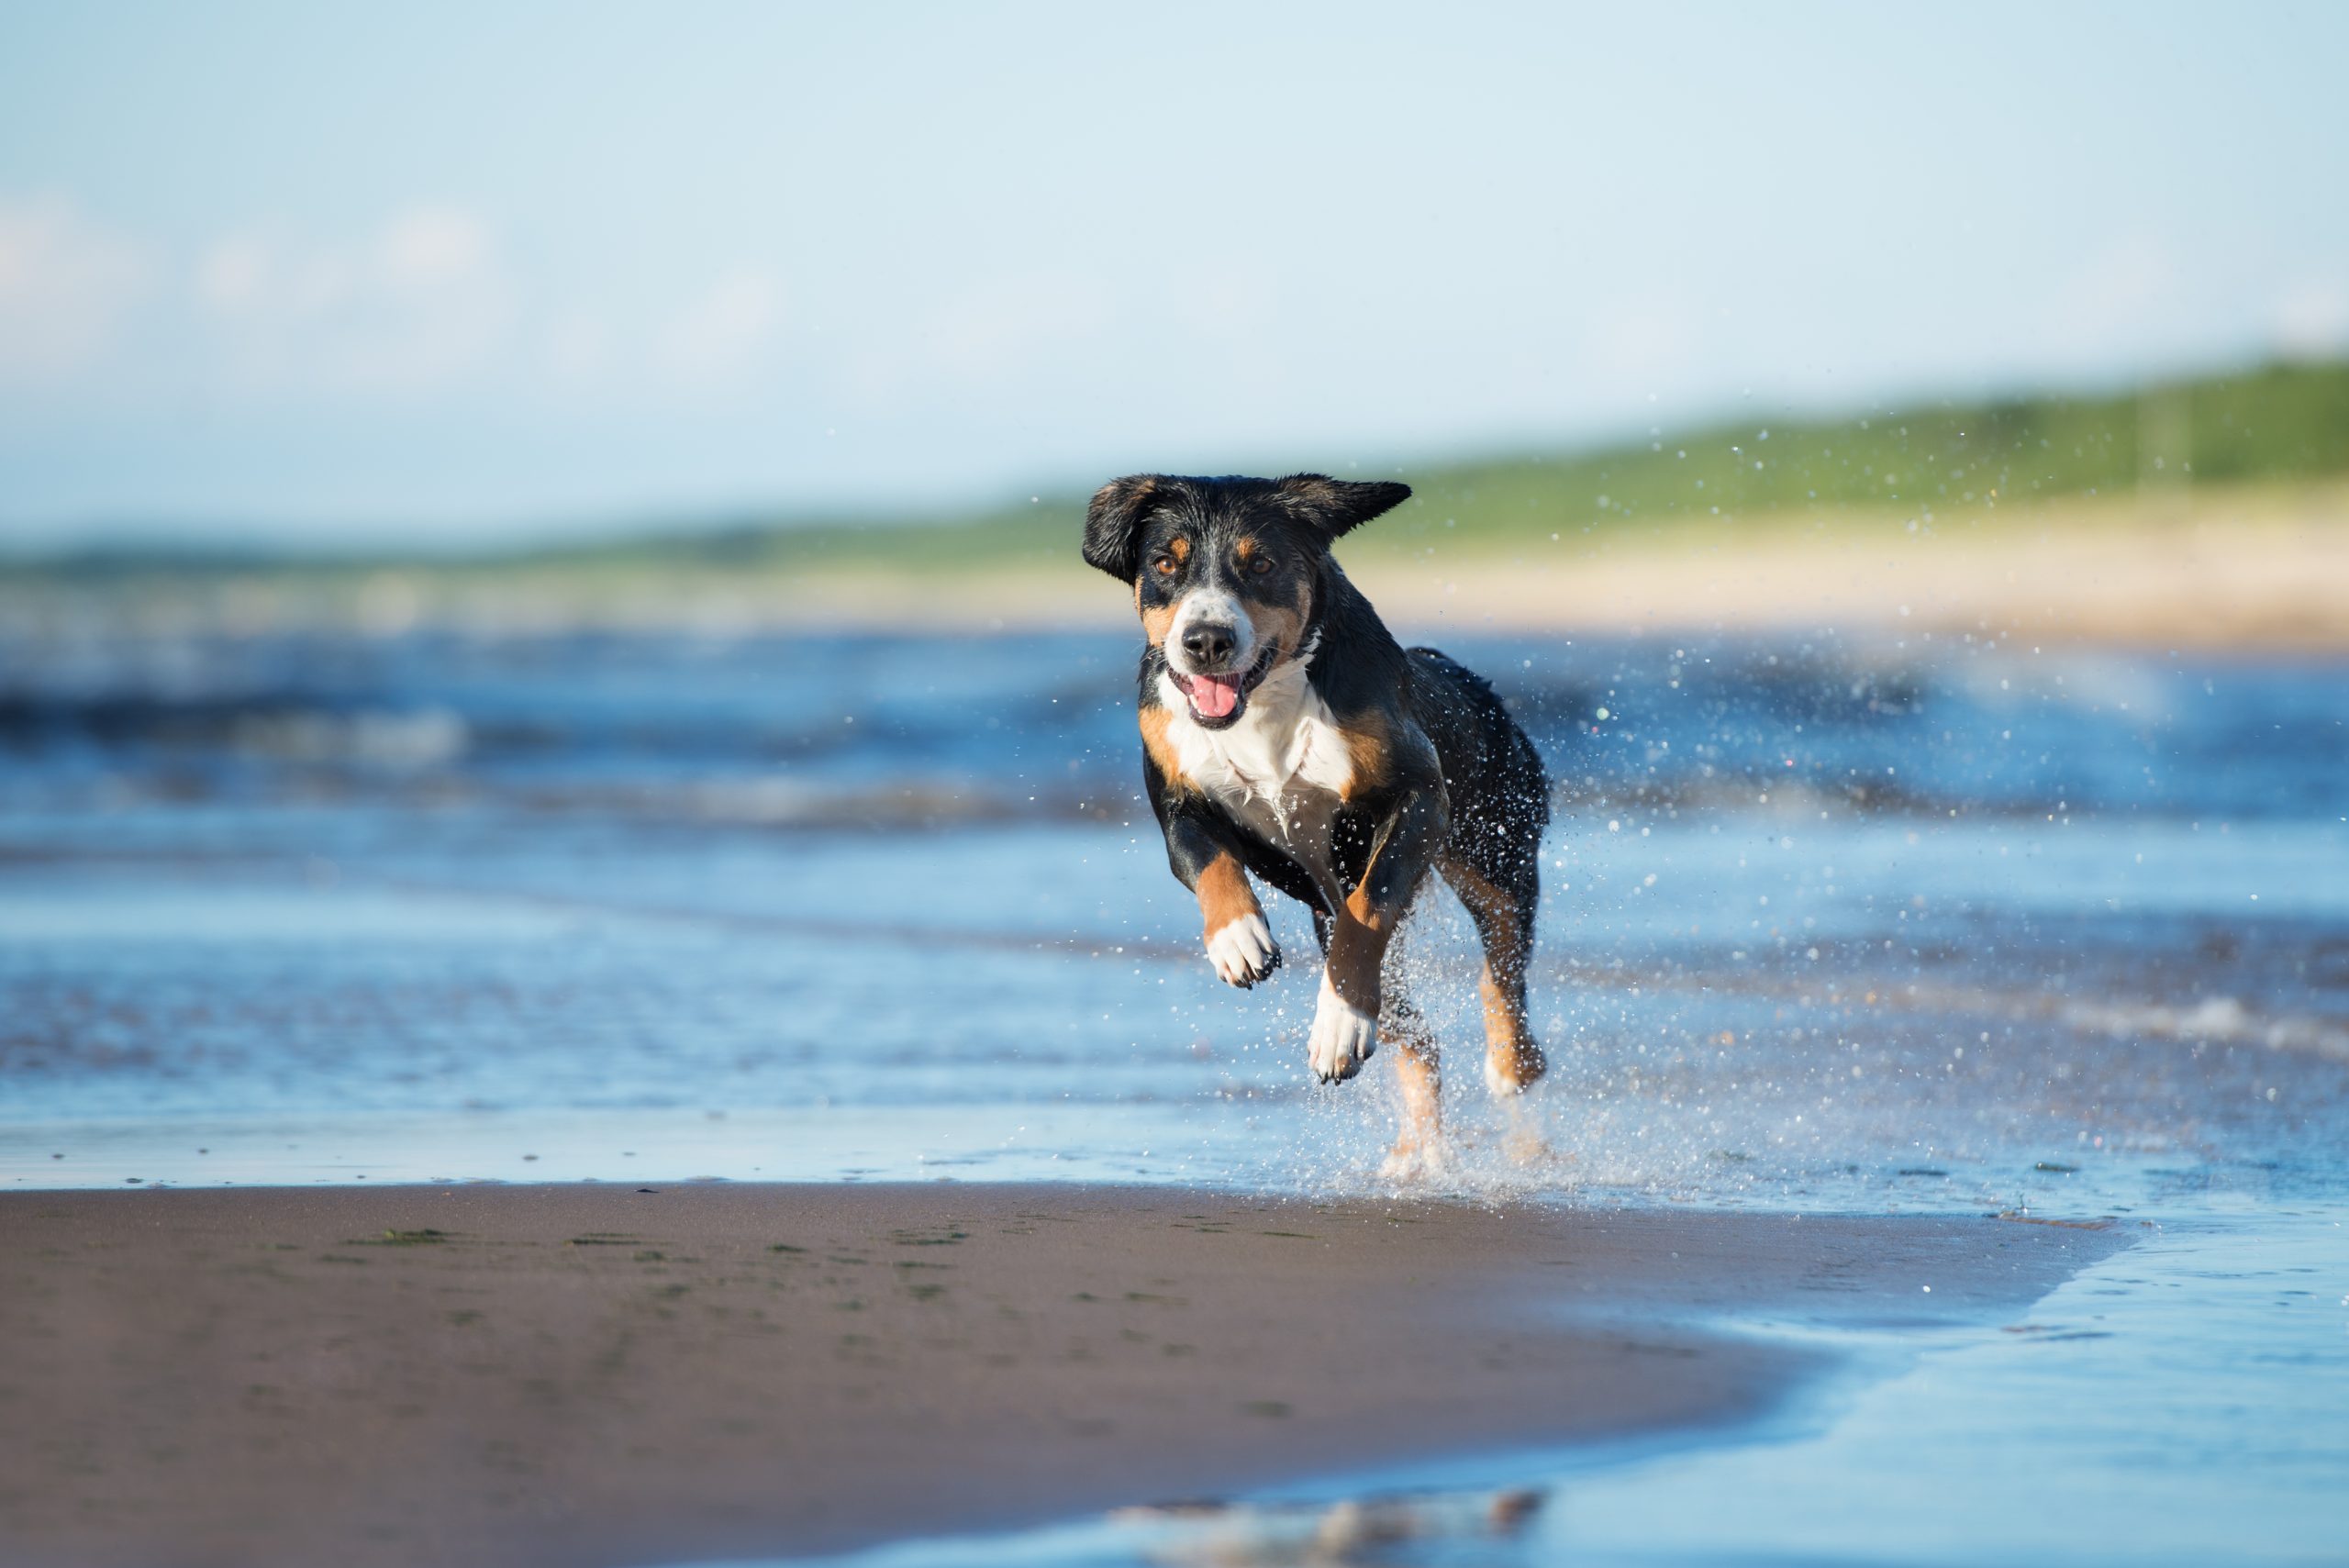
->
[1158,664,1354,895]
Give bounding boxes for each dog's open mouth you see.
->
[1170,642,1279,726]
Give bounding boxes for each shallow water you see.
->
[4,624,2345,1563]
[728,1204,2348,1568]
[4,627,2343,1218]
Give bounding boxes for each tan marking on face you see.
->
[1230,571,1310,682]
[1194,852,1262,939]
[1241,599,1304,662]
[1138,536,1191,642]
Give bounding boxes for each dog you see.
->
[1082,473,1550,1168]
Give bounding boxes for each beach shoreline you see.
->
[0,1182,2130,1568]
[9,484,2343,653]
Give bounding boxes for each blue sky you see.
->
[3,1,2345,547]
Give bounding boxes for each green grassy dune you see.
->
[7,358,2345,598]
[535,357,2349,577]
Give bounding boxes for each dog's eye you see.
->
[1151,554,1178,577]
[1248,554,1276,575]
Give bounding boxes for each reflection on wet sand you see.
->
[1108,1487,1546,1567]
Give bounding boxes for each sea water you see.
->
[4,625,2344,1564]
[3,627,2341,1221]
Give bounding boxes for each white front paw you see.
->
[1206,913,1280,988]
[1306,973,1377,1083]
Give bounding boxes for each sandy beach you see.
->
[10,485,2345,654]
[675,489,2349,652]
[1348,493,2349,651]
[0,1183,2127,1568]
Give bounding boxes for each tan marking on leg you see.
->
[1194,852,1261,940]
[1324,806,1419,1015]
[1341,874,1409,941]
[1382,994,1442,1167]
[1445,860,1547,1092]
[1478,962,1545,1091]
[1339,713,1391,802]
[1325,906,1391,1015]
[1323,916,1383,1012]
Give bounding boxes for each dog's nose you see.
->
[1181,622,1237,668]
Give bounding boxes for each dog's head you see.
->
[1080,473,1409,729]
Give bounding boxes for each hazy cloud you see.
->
[0,197,149,383]
[194,206,511,393]
[1585,291,1708,387]
[654,269,784,384]
[2274,278,2349,358]
[846,270,1117,406]
[2044,236,2180,363]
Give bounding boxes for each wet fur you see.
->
[1084,473,1552,1162]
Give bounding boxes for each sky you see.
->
[3,1,2346,549]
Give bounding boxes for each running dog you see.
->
[1082,473,1550,1167]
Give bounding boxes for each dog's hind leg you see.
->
[1378,982,1445,1180]
[1439,856,1546,1097]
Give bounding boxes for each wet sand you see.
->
[0,1183,2128,1568]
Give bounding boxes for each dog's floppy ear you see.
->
[1081,474,1163,581]
[1275,474,1412,539]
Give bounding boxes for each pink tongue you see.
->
[1191,674,1241,718]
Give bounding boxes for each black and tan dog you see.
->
[1083,473,1550,1168]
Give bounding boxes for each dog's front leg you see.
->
[1162,813,1280,988]
[1309,786,1445,1084]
